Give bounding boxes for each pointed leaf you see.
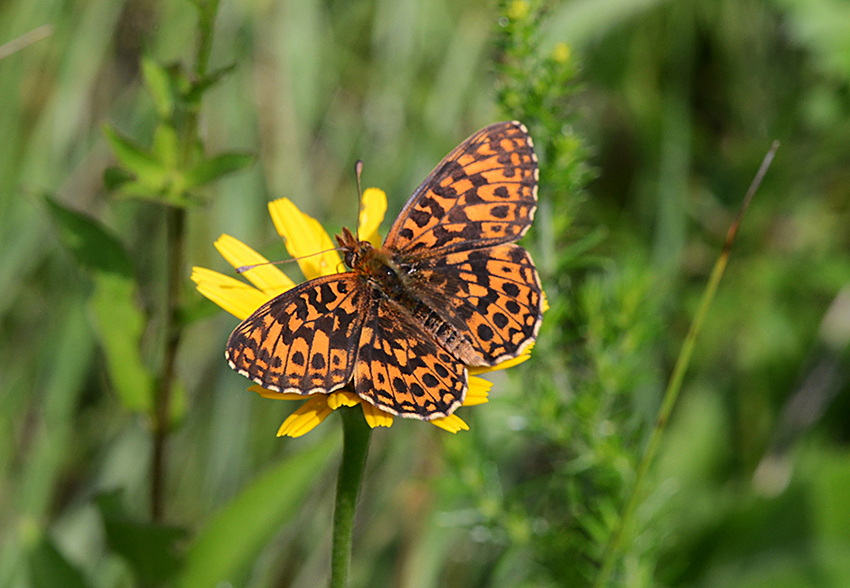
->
[185,63,237,105]
[176,436,338,588]
[152,122,179,170]
[112,180,162,200]
[103,124,167,189]
[184,152,254,189]
[28,535,90,588]
[88,272,155,413]
[142,56,174,118]
[111,182,203,208]
[44,195,132,277]
[103,166,134,191]
[44,196,155,413]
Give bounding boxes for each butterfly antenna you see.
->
[236,247,344,274]
[355,159,364,241]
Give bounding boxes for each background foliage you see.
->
[2,0,849,586]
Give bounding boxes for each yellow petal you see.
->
[267,198,342,279]
[541,290,550,312]
[429,414,469,433]
[248,384,305,401]
[328,391,360,409]
[463,377,492,406]
[277,396,334,437]
[361,401,394,428]
[191,267,269,320]
[359,188,387,247]
[214,234,295,297]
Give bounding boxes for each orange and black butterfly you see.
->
[226,121,543,420]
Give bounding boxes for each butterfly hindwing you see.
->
[354,298,467,419]
[226,274,367,395]
[400,244,543,366]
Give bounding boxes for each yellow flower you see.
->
[552,42,571,64]
[507,0,530,21]
[191,190,533,437]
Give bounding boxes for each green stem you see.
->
[151,207,185,521]
[331,407,372,588]
[195,0,219,78]
[593,141,779,587]
[150,0,220,522]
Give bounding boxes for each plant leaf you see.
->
[88,272,155,414]
[44,196,155,413]
[185,62,237,105]
[142,56,174,118]
[98,491,188,586]
[28,535,91,588]
[44,195,133,277]
[103,166,135,191]
[103,124,167,189]
[183,152,254,189]
[152,122,179,170]
[175,436,338,588]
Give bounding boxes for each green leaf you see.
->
[110,182,203,208]
[43,196,155,413]
[98,491,188,586]
[44,195,133,277]
[28,535,90,588]
[176,436,338,588]
[103,166,135,191]
[152,122,179,170]
[185,62,237,105]
[111,180,163,200]
[103,124,167,189]
[88,272,155,414]
[184,152,254,189]
[142,56,174,118]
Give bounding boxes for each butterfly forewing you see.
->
[226,274,367,394]
[384,121,538,257]
[355,301,466,419]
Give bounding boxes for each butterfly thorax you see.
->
[335,226,482,365]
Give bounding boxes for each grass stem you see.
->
[594,141,779,586]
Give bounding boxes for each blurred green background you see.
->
[2,0,849,586]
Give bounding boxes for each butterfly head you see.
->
[336,226,374,270]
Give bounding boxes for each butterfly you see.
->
[226,121,543,420]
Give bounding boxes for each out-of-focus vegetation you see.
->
[1,0,848,586]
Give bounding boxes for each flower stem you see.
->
[331,407,371,588]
